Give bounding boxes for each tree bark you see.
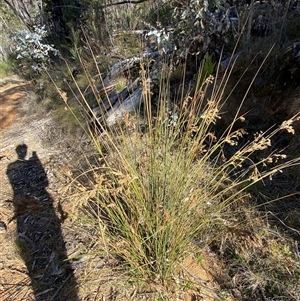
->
[4,0,35,29]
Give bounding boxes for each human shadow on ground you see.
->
[6,144,78,301]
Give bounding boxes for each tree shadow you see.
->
[6,144,79,301]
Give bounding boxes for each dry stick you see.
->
[103,0,151,8]
[53,0,151,10]
[267,211,300,236]
[246,0,254,42]
[295,241,300,260]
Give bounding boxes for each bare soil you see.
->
[0,76,226,301]
[0,76,82,300]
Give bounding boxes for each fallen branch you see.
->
[100,87,143,126]
[103,50,158,86]
[87,50,159,129]
[91,77,140,118]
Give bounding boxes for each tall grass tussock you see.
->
[53,47,300,299]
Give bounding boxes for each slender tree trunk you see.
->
[4,0,36,29]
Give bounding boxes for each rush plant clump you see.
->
[53,48,300,298]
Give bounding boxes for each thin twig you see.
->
[267,211,300,236]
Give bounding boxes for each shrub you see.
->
[10,25,59,75]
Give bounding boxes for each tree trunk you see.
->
[4,0,37,29]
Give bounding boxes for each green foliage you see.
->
[113,33,142,57]
[0,2,21,29]
[43,0,85,45]
[145,2,174,27]
[0,2,22,62]
[170,1,236,58]
[0,59,14,76]
[114,76,127,92]
[198,54,214,86]
[10,25,59,75]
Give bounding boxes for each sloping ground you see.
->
[0,77,227,301]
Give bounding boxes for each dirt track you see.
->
[0,76,58,208]
[0,76,80,300]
